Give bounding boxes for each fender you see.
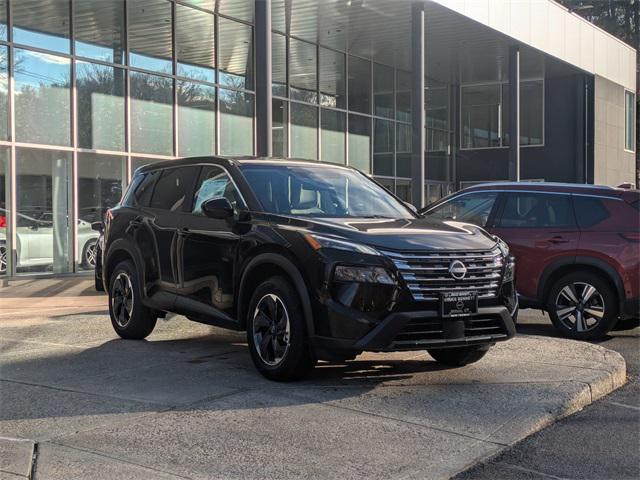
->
[238,252,315,336]
[538,255,625,311]
[104,238,148,298]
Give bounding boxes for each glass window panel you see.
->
[74,0,125,63]
[291,103,317,160]
[272,32,287,97]
[625,91,635,152]
[396,124,411,178]
[396,70,411,122]
[13,0,70,54]
[0,0,7,41]
[181,1,215,11]
[348,114,370,173]
[426,84,449,153]
[321,109,345,164]
[0,146,8,275]
[15,148,72,274]
[176,4,215,82]
[374,63,394,118]
[272,98,288,157]
[520,80,543,146]
[218,18,254,90]
[218,0,254,23]
[178,81,216,157]
[348,56,371,114]
[290,39,317,103]
[375,177,394,195]
[77,153,125,270]
[150,166,199,211]
[14,49,71,146]
[461,84,501,149]
[76,61,125,151]
[0,46,7,140]
[132,157,166,173]
[128,0,173,74]
[320,48,345,109]
[130,71,173,155]
[373,119,394,176]
[220,89,254,155]
[395,179,411,203]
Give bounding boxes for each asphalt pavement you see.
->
[455,310,640,480]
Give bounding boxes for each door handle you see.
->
[548,236,569,244]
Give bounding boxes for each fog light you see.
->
[334,265,396,285]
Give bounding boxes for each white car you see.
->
[0,210,99,274]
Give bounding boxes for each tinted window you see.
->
[131,171,159,207]
[426,192,498,227]
[191,166,245,215]
[499,193,575,228]
[150,167,198,211]
[573,196,609,228]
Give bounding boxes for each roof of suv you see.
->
[135,156,354,174]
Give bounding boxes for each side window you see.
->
[425,192,498,227]
[573,196,609,228]
[499,193,575,228]
[131,171,159,207]
[150,167,198,211]
[121,173,146,207]
[191,166,245,215]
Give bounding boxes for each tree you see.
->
[557,0,639,186]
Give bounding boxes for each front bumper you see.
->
[311,303,517,356]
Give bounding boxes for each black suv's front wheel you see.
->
[247,276,316,381]
[108,260,157,339]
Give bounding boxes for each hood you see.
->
[270,215,498,252]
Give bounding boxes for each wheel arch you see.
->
[237,251,314,335]
[539,256,625,312]
[104,239,146,296]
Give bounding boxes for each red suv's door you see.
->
[490,192,579,302]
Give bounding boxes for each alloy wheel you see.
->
[252,293,291,366]
[554,282,605,332]
[85,241,98,267]
[0,244,6,274]
[112,272,134,328]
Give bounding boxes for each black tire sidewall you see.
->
[246,276,315,381]
[108,260,156,339]
[547,272,618,340]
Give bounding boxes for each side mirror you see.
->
[202,198,234,219]
[91,221,104,233]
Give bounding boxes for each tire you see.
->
[108,260,156,340]
[428,344,491,367]
[81,238,98,269]
[546,271,618,340]
[246,276,316,381]
[0,242,6,275]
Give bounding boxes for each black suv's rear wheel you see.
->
[247,276,316,381]
[547,271,618,340]
[108,260,156,339]
[427,344,490,367]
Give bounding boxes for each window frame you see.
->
[624,90,636,153]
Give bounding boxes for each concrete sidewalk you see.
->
[0,280,627,480]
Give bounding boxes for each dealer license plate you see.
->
[440,291,478,318]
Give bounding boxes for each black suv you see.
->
[95,157,517,380]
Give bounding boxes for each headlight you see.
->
[334,265,396,285]
[504,255,515,282]
[303,233,381,256]
[495,237,510,258]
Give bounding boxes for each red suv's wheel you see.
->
[547,271,618,340]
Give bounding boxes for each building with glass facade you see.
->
[0,0,636,277]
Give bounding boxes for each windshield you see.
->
[240,164,415,219]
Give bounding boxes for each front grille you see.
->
[382,249,504,302]
[390,315,507,350]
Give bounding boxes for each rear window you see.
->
[499,193,575,228]
[150,167,199,211]
[573,196,609,228]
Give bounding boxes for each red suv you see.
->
[421,182,639,340]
